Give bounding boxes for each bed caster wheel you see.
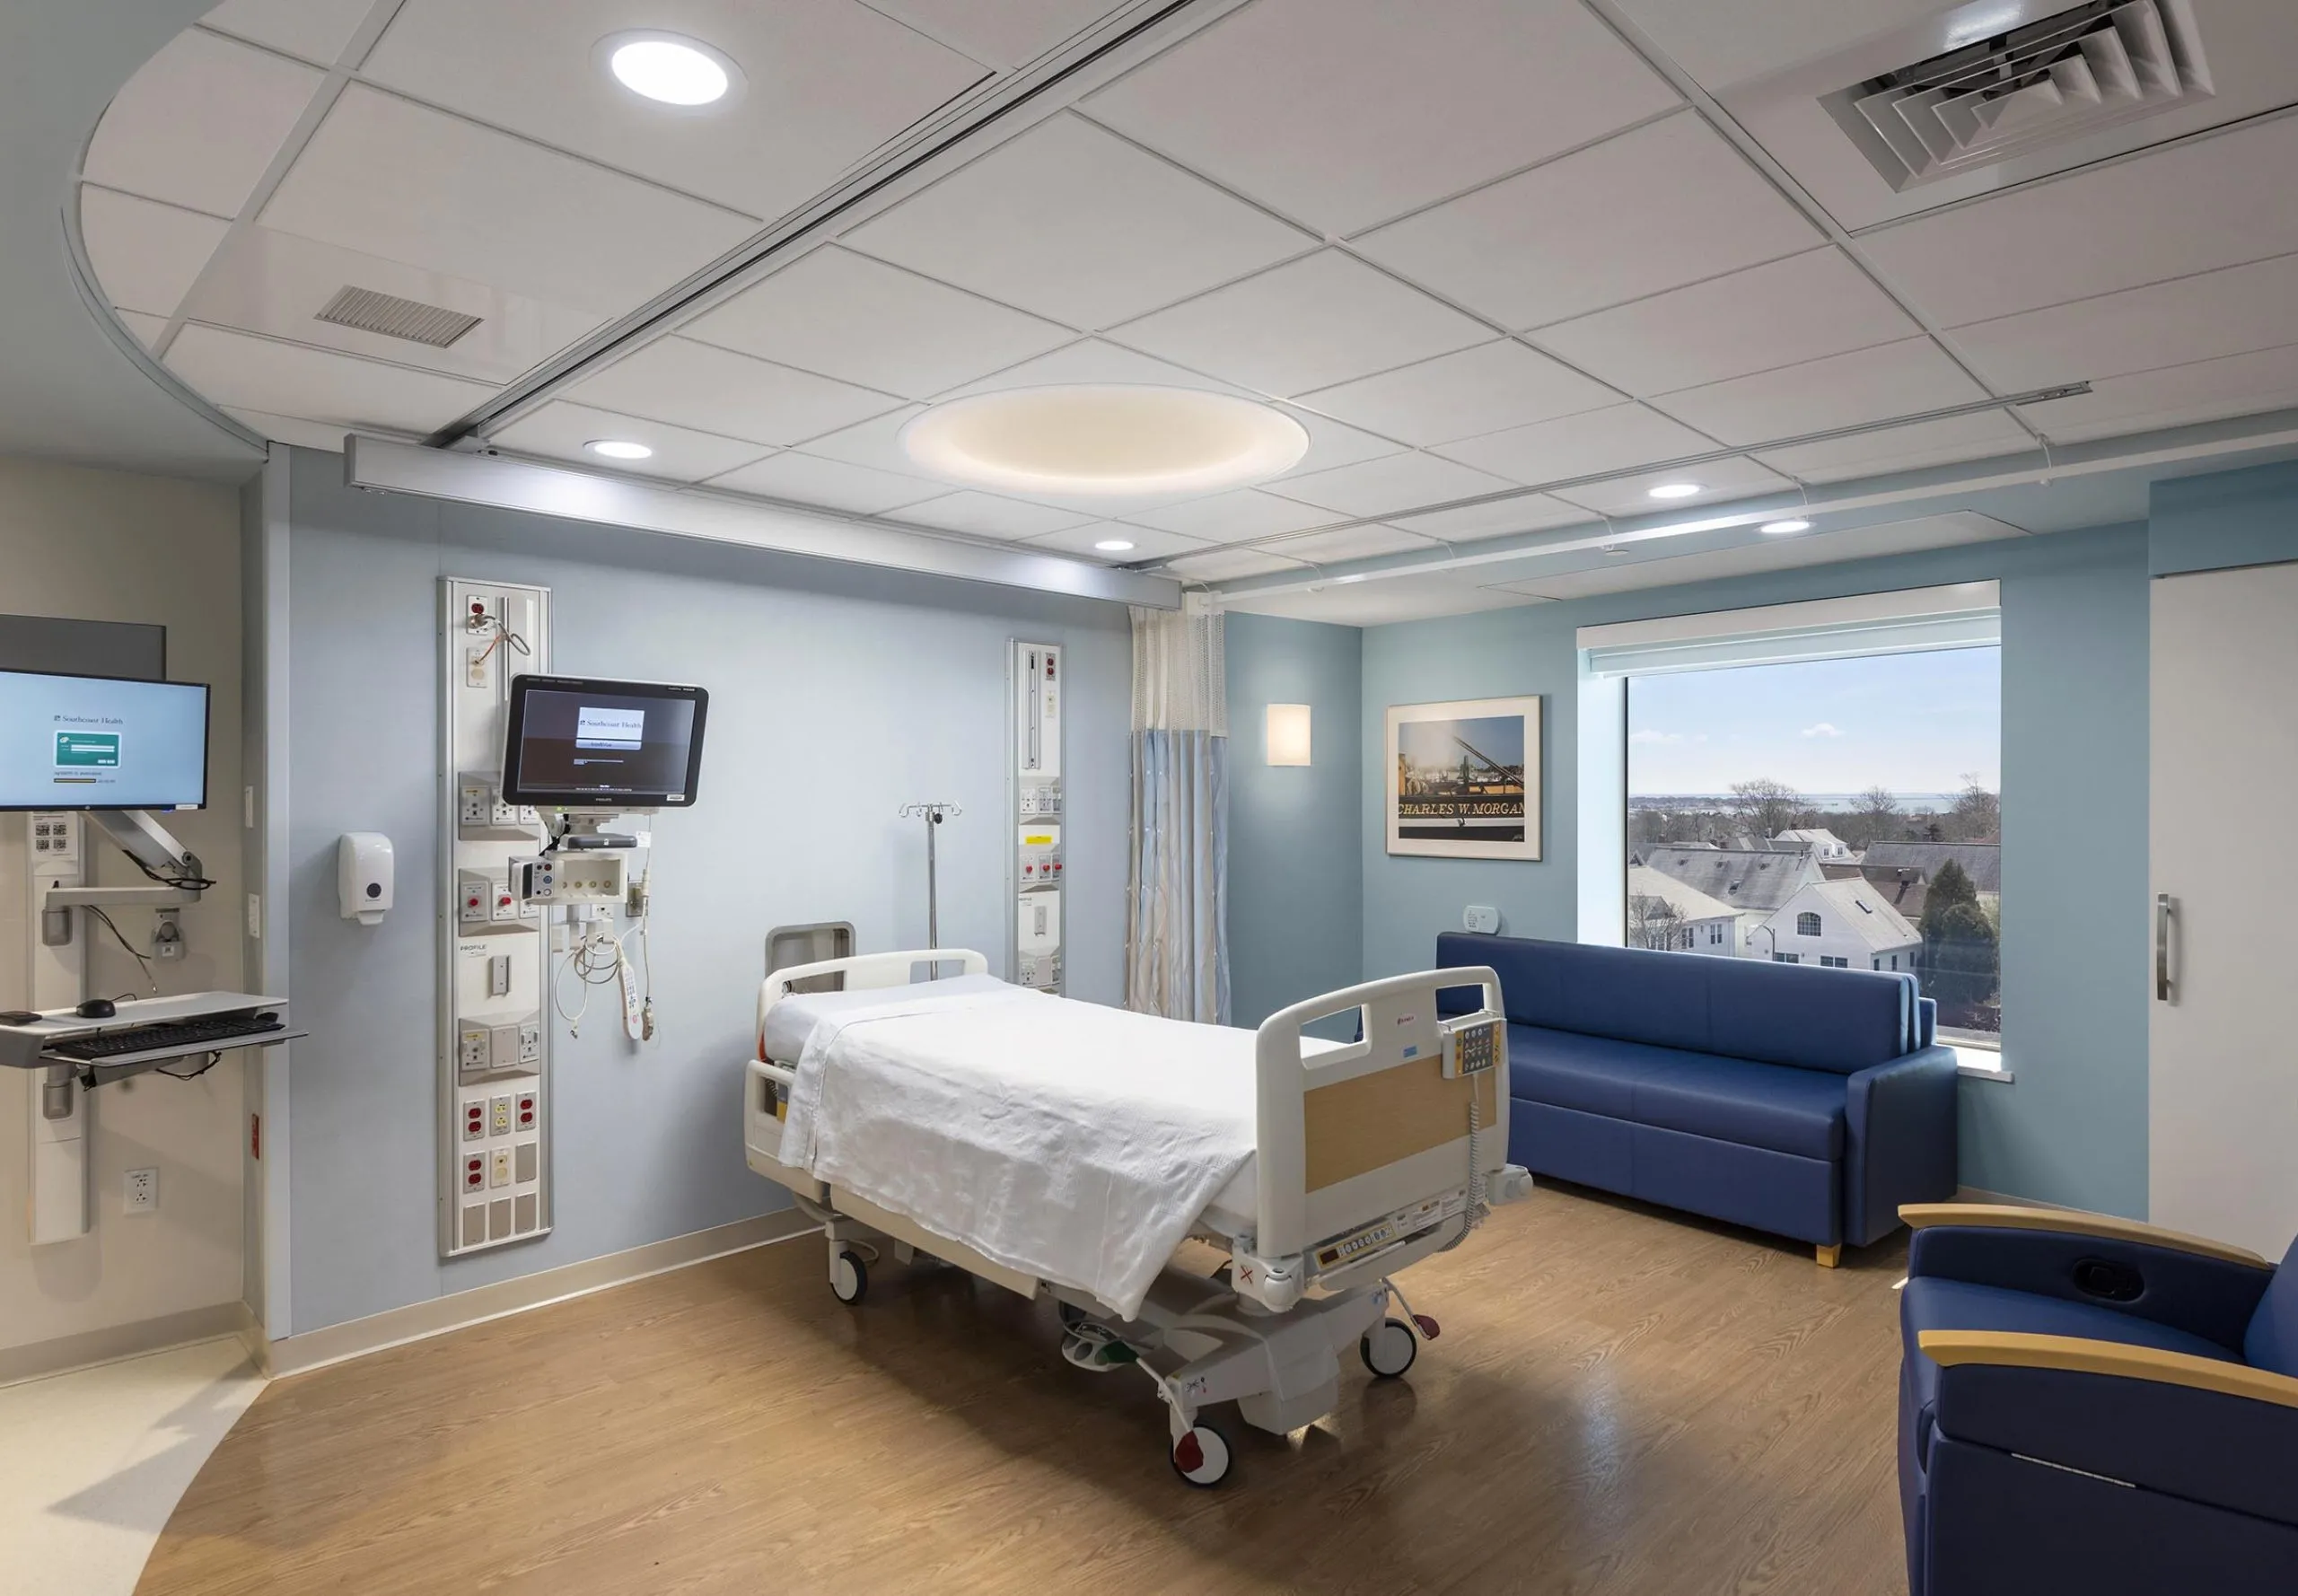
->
[1171,1423,1232,1488]
[829,1250,868,1304]
[1057,1301,1091,1330]
[1361,1317,1418,1379]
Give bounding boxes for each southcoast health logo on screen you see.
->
[54,713,124,778]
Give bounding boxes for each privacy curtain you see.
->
[1127,596,1229,1023]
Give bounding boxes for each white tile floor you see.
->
[0,1338,265,1596]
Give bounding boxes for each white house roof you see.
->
[1767,879,1921,951]
[1627,864,1737,924]
[1636,847,1824,914]
[1775,829,1849,853]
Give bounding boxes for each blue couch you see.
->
[1899,1206,2298,1593]
[1434,933,1959,1262]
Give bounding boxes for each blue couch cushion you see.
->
[1511,1024,1846,1160]
[2244,1235,2298,1378]
[1438,932,1915,1074]
[1902,1276,2238,1467]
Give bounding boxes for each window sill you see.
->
[1950,1043,2012,1083]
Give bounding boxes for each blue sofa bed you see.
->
[1434,933,1959,1263]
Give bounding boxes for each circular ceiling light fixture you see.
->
[1646,481,1703,500]
[1760,518,1812,535]
[1092,538,1136,552]
[585,439,654,460]
[901,386,1310,497]
[601,33,740,108]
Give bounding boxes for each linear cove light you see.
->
[901,386,1310,497]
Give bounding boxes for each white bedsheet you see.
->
[772,978,1264,1318]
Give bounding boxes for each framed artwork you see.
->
[1385,696,1541,861]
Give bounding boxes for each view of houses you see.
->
[1627,794,2002,1044]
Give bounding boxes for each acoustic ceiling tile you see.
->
[864,0,1127,68]
[1649,338,1988,446]
[1354,111,1820,329]
[113,311,170,351]
[1859,113,2298,329]
[1531,249,1920,396]
[1434,402,1714,487]
[1083,0,1678,234]
[897,491,1094,539]
[1752,411,2035,484]
[1109,250,1490,398]
[83,29,322,219]
[705,450,946,514]
[1546,454,1792,519]
[488,401,771,482]
[1267,524,1441,563]
[1389,494,1586,540]
[78,187,231,319]
[565,336,903,446]
[840,113,1314,330]
[1266,451,1517,519]
[165,324,496,435]
[1163,545,1311,581]
[197,0,374,65]
[1122,488,1337,543]
[1298,338,1619,447]
[682,247,1074,399]
[359,0,985,221]
[934,337,1251,400]
[2013,343,2298,443]
[1021,522,1210,562]
[260,85,759,318]
[1946,252,2298,395]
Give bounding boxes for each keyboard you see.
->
[48,1013,285,1061]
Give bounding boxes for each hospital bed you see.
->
[742,949,1531,1486]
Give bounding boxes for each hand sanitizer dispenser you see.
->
[338,833,394,925]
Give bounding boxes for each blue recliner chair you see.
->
[1899,1203,2298,1594]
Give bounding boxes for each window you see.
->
[1615,620,2003,1058]
[1708,924,1724,945]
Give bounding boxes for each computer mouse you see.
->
[75,997,118,1020]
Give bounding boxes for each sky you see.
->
[1399,713,1524,773]
[1627,645,2001,796]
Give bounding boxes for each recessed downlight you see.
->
[602,33,739,108]
[1093,539,1136,552]
[1760,518,1812,535]
[585,439,654,460]
[901,386,1309,497]
[1646,481,1703,500]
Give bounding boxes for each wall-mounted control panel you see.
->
[439,580,552,1258]
[1011,641,1064,994]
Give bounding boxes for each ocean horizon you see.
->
[1628,791,1974,815]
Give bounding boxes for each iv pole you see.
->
[898,802,961,948]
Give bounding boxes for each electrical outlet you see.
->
[490,1094,513,1136]
[459,1023,491,1072]
[123,1167,157,1214]
[489,1148,512,1188]
[152,911,186,961]
[516,1020,542,1065]
[466,645,492,689]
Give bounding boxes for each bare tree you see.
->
[1627,893,1687,951]
[1947,772,2000,843]
[1846,785,1902,848]
[1728,777,1802,843]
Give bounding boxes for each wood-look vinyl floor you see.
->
[140,1184,1910,1596]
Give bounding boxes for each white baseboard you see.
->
[1953,1186,2079,1212]
[0,1302,253,1390]
[261,1208,819,1379]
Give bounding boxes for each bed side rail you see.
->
[1251,967,1515,1270]
[755,947,990,1058]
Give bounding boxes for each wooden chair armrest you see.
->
[1899,1203,2269,1268]
[1917,1330,2298,1411]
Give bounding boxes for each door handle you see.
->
[2155,893,2176,1004]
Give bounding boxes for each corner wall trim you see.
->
[261,1208,819,1379]
[0,1302,251,1390]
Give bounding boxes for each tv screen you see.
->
[0,669,209,811]
[501,675,707,809]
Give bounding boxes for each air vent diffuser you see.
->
[315,285,481,348]
[1829,0,2212,190]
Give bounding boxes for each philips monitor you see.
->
[501,675,707,810]
[0,668,209,811]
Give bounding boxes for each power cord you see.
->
[128,853,217,892]
[85,905,159,994]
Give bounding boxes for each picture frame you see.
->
[1385,696,1541,861]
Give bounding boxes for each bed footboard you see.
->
[1241,967,1528,1308]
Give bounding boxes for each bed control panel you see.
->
[1011,641,1065,995]
[1440,1013,1505,1079]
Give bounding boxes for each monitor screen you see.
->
[0,669,210,811]
[501,675,707,809]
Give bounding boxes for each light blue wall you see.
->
[2150,460,2298,574]
[278,449,1132,1333]
[1354,524,2152,1216]
[1224,613,1363,1027]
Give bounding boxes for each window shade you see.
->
[1577,582,1999,679]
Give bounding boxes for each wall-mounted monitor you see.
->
[0,668,209,811]
[501,674,708,810]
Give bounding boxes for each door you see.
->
[2151,562,2298,1258]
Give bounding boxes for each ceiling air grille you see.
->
[315,285,481,348]
[1829,0,2212,190]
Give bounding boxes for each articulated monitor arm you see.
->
[45,808,207,910]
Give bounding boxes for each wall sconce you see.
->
[1266,703,1311,767]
